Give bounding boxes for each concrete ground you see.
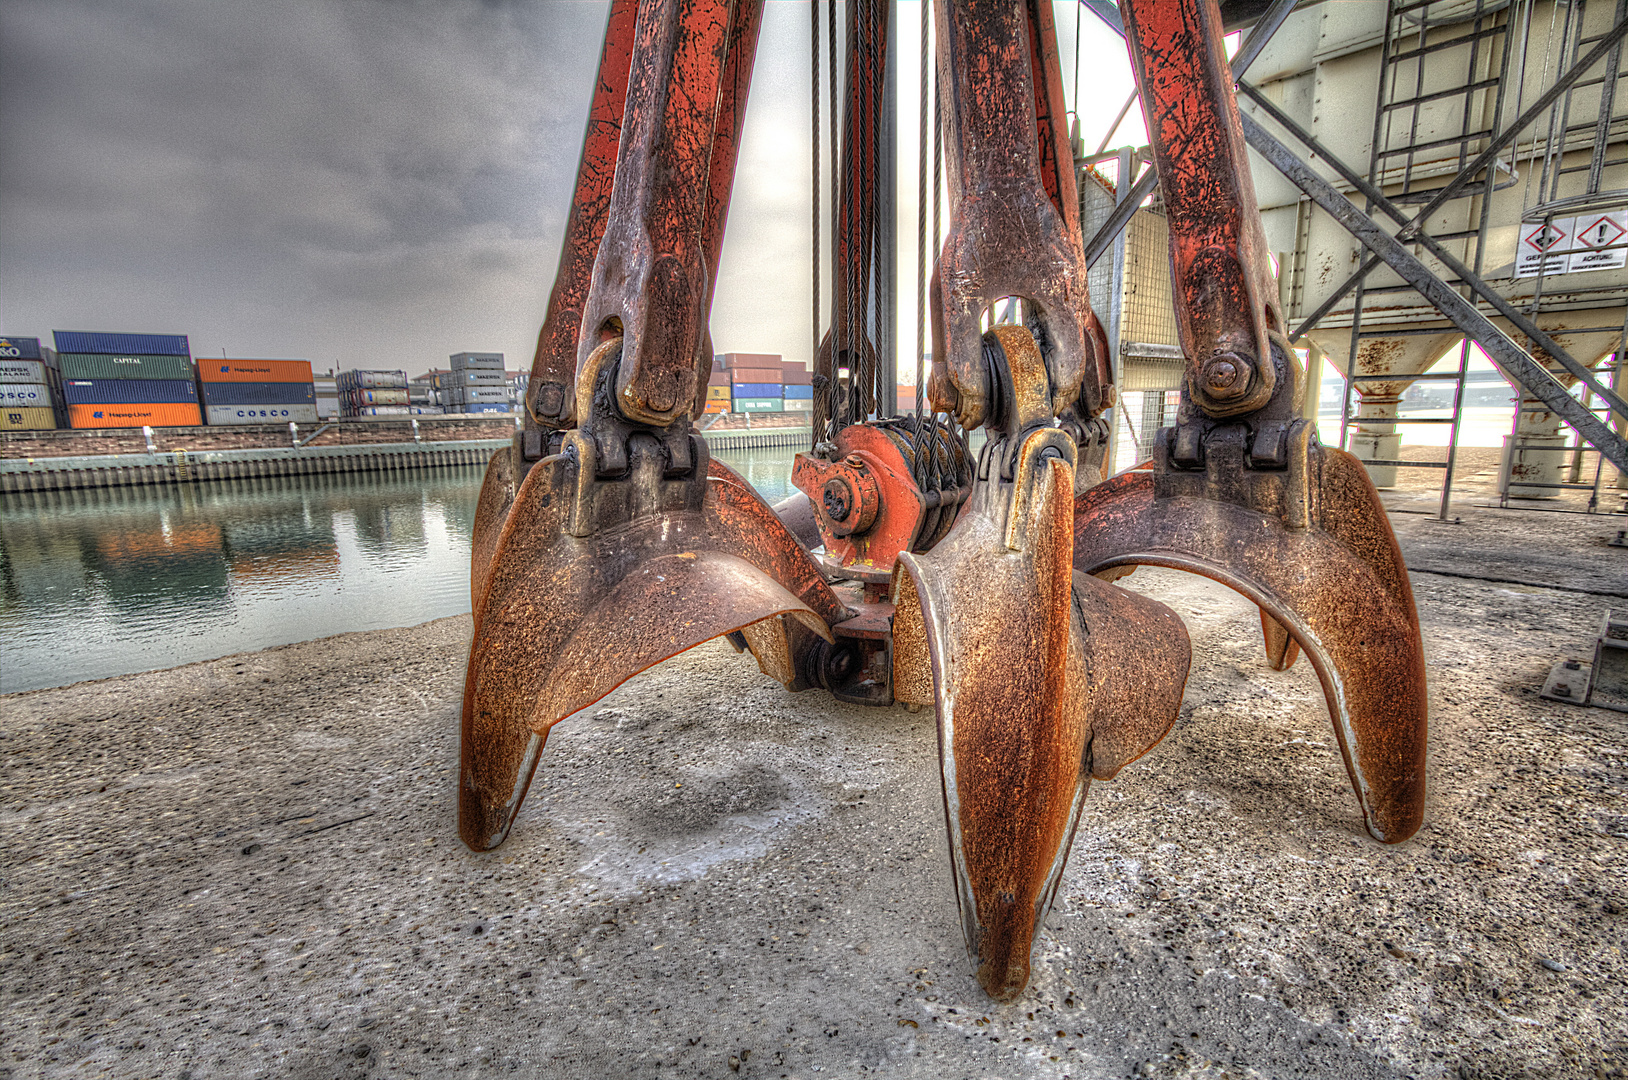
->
[2,475,1625,1080]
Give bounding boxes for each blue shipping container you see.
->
[62,379,198,405]
[53,331,190,357]
[200,381,316,406]
[782,385,814,399]
[731,382,783,398]
[0,337,42,360]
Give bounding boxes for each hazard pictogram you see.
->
[1524,223,1567,251]
[1576,215,1625,249]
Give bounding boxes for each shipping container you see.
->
[0,337,42,360]
[0,360,49,384]
[347,406,412,416]
[316,396,340,418]
[62,379,198,405]
[782,384,814,399]
[68,403,202,428]
[730,367,783,384]
[408,406,443,415]
[205,404,319,425]
[703,400,730,414]
[0,384,52,407]
[460,402,512,414]
[200,381,316,406]
[443,368,506,386]
[731,382,782,398]
[345,388,409,406]
[1,406,56,431]
[733,398,784,412]
[708,371,730,386]
[445,387,509,403]
[782,362,813,385]
[56,353,195,381]
[53,331,189,357]
[337,370,408,390]
[450,352,504,370]
[197,358,314,383]
[721,352,780,368]
[782,397,814,411]
[706,386,731,401]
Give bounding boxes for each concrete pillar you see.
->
[1350,390,1402,488]
[1507,393,1568,499]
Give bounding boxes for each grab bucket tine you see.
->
[1073,444,1428,844]
[459,451,839,853]
[897,424,1191,1000]
[1260,610,1301,672]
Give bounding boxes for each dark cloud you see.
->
[0,0,612,369]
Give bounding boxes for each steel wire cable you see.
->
[811,0,820,450]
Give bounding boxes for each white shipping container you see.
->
[451,369,506,385]
[316,396,340,418]
[206,404,319,425]
[0,383,51,406]
[450,352,505,371]
[349,406,411,416]
[0,360,48,385]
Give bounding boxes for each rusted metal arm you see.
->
[1120,0,1281,419]
[525,0,638,431]
[928,0,1108,431]
[577,0,763,431]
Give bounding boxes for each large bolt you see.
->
[535,383,565,418]
[1202,353,1246,396]
[822,478,852,522]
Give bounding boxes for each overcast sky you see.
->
[0,1,1140,376]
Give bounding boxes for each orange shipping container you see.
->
[69,402,202,429]
[703,400,730,414]
[197,358,314,383]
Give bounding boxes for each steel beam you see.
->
[1241,112,1628,475]
[1239,82,1628,421]
[1287,15,1628,339]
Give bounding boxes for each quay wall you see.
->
[0,416,812,493]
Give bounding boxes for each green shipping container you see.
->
[732,397,784,412]
[57,353,195,381]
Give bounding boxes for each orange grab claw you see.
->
[893,329,1191,1001]
[1073,433,1428,845]
[458,443,842,853]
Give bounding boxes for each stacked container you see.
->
[199,358,316,425]
[727,352,784,413]
[338,370,410,416]
[782,360,813,414]
[408,377,441,414]
[445,352,510,413]
[314,374,340,418]
[54,331,200,429]
[704,367,731,415]
[0,336,60,430]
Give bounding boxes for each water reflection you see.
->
[0,449,804,694]
[0,468,488,693]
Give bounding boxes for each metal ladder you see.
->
[1340,0,1521,520]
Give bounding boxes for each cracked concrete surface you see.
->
[1,503,1624,1079]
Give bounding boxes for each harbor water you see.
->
[1,405,1530,695]
[0,447,797,694]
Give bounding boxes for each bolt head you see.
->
[1203,357,1240,392]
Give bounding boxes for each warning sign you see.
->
[1516,218,1574,277]
[1516,210,1628,277]
[1569,211,1628,272]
